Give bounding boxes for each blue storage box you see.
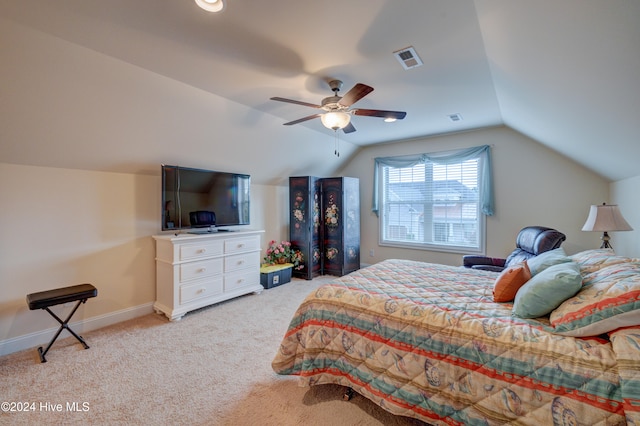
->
[260,263,293,289]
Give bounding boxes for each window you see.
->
[373,145,493,254]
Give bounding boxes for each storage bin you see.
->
[260,263,293,289]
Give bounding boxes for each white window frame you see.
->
[377,153,487,255]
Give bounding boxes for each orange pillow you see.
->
[493,262,531,302]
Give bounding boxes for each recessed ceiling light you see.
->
[195,0,224,13]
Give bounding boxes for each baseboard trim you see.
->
[0,302,154,357]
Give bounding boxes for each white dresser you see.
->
[153,230,264,321]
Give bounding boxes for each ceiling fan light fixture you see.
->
[321,111,351,131]
[195,0,224,13]
[271,80,405,133]
[384,117,397,123]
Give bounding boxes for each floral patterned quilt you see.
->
[272,259,640,425]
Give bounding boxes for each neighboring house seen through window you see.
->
[374,145,493,254]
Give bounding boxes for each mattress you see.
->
[272,258,640,425]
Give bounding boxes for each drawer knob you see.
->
[197,288,206,294]
[237,260,244,265]
[238,243,245,248]
[198,267,207,273]
[197,248,207,253]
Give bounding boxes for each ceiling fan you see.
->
[270,80,407,133]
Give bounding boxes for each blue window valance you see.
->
[372,144,494,217]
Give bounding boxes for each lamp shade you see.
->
[582,203,633,232]
[320,111,351,130]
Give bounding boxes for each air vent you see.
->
[448,113,463,122]
[393,46,423,70]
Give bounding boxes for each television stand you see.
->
[153,230,265,321]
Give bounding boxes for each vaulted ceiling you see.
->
[1,0,638,183]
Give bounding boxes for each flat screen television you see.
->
[161,165,250,232]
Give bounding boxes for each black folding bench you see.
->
[26,283,97,363]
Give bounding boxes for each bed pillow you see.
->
[512,261,582,319]
[569,248,634,275]
[550,261,640,336]
[526,247,571,276]
[493,262,531,302]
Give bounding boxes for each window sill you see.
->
[379,240,484,255]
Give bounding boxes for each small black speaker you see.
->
[189,211,216,227]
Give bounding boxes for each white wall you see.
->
[0,8,624,358]
[610,175,640,258]
[339,126,610,266]
[251,183,290,249]
[0,163,283,355]
[0,127,614,356]
[0,17,302,356]
[0,17,356,185]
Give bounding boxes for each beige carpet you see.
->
[0,276,428,425]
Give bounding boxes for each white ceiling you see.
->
[1,0,639,182]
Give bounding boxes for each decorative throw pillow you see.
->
[550,261,640,336]
[526,247,571,276]
[512,261,582,319]
[493,262,531,302]
[569,248,633,275]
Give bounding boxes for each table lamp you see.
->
[581,202,633,249]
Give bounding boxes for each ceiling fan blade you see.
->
[353,109,407,120]
[270,97,321,109]
[342,122,356,134]
[283,114,322,126]
[338,83,374,107]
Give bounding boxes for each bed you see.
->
[272,250,640,425]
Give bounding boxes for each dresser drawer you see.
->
[179,240,223,261]
[179,258,223,283]
[224,251,260,273]
[180,277,223,304]
[224,235,260,254]
[224,268,259,292]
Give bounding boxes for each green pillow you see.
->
[526,247,571,276]
[512,261,582,319]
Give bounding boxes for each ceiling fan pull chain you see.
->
[334,131,340,157]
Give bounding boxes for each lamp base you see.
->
[600,231,613,249]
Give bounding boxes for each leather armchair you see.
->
[463,226,566,272]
